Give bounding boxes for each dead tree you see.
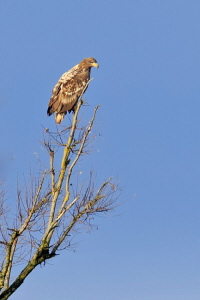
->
[0,98,118,300]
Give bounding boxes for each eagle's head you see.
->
[79,57,99,69]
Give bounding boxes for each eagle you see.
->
[47,57,99,124]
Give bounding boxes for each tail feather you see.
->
[47,106,52,116]
[55,113,65,124]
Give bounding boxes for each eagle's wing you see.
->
[47,64,88,116]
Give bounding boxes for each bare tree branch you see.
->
[0,96,119,300]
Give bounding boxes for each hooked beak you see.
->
[91,62,99,68]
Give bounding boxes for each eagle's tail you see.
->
[55,113,65,124]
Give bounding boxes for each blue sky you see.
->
[1,1,200,299]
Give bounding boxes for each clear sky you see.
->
[0,1,200,299]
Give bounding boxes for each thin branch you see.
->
[50,150,56,194]
[46,99,83,231]
[51,178,114,255]
[59,105,100,215]
[18,171,47,235]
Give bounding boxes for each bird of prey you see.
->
[47,57,99,124]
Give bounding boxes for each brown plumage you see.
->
[47,57,99,124]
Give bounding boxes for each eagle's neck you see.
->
[81,67,91,79]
